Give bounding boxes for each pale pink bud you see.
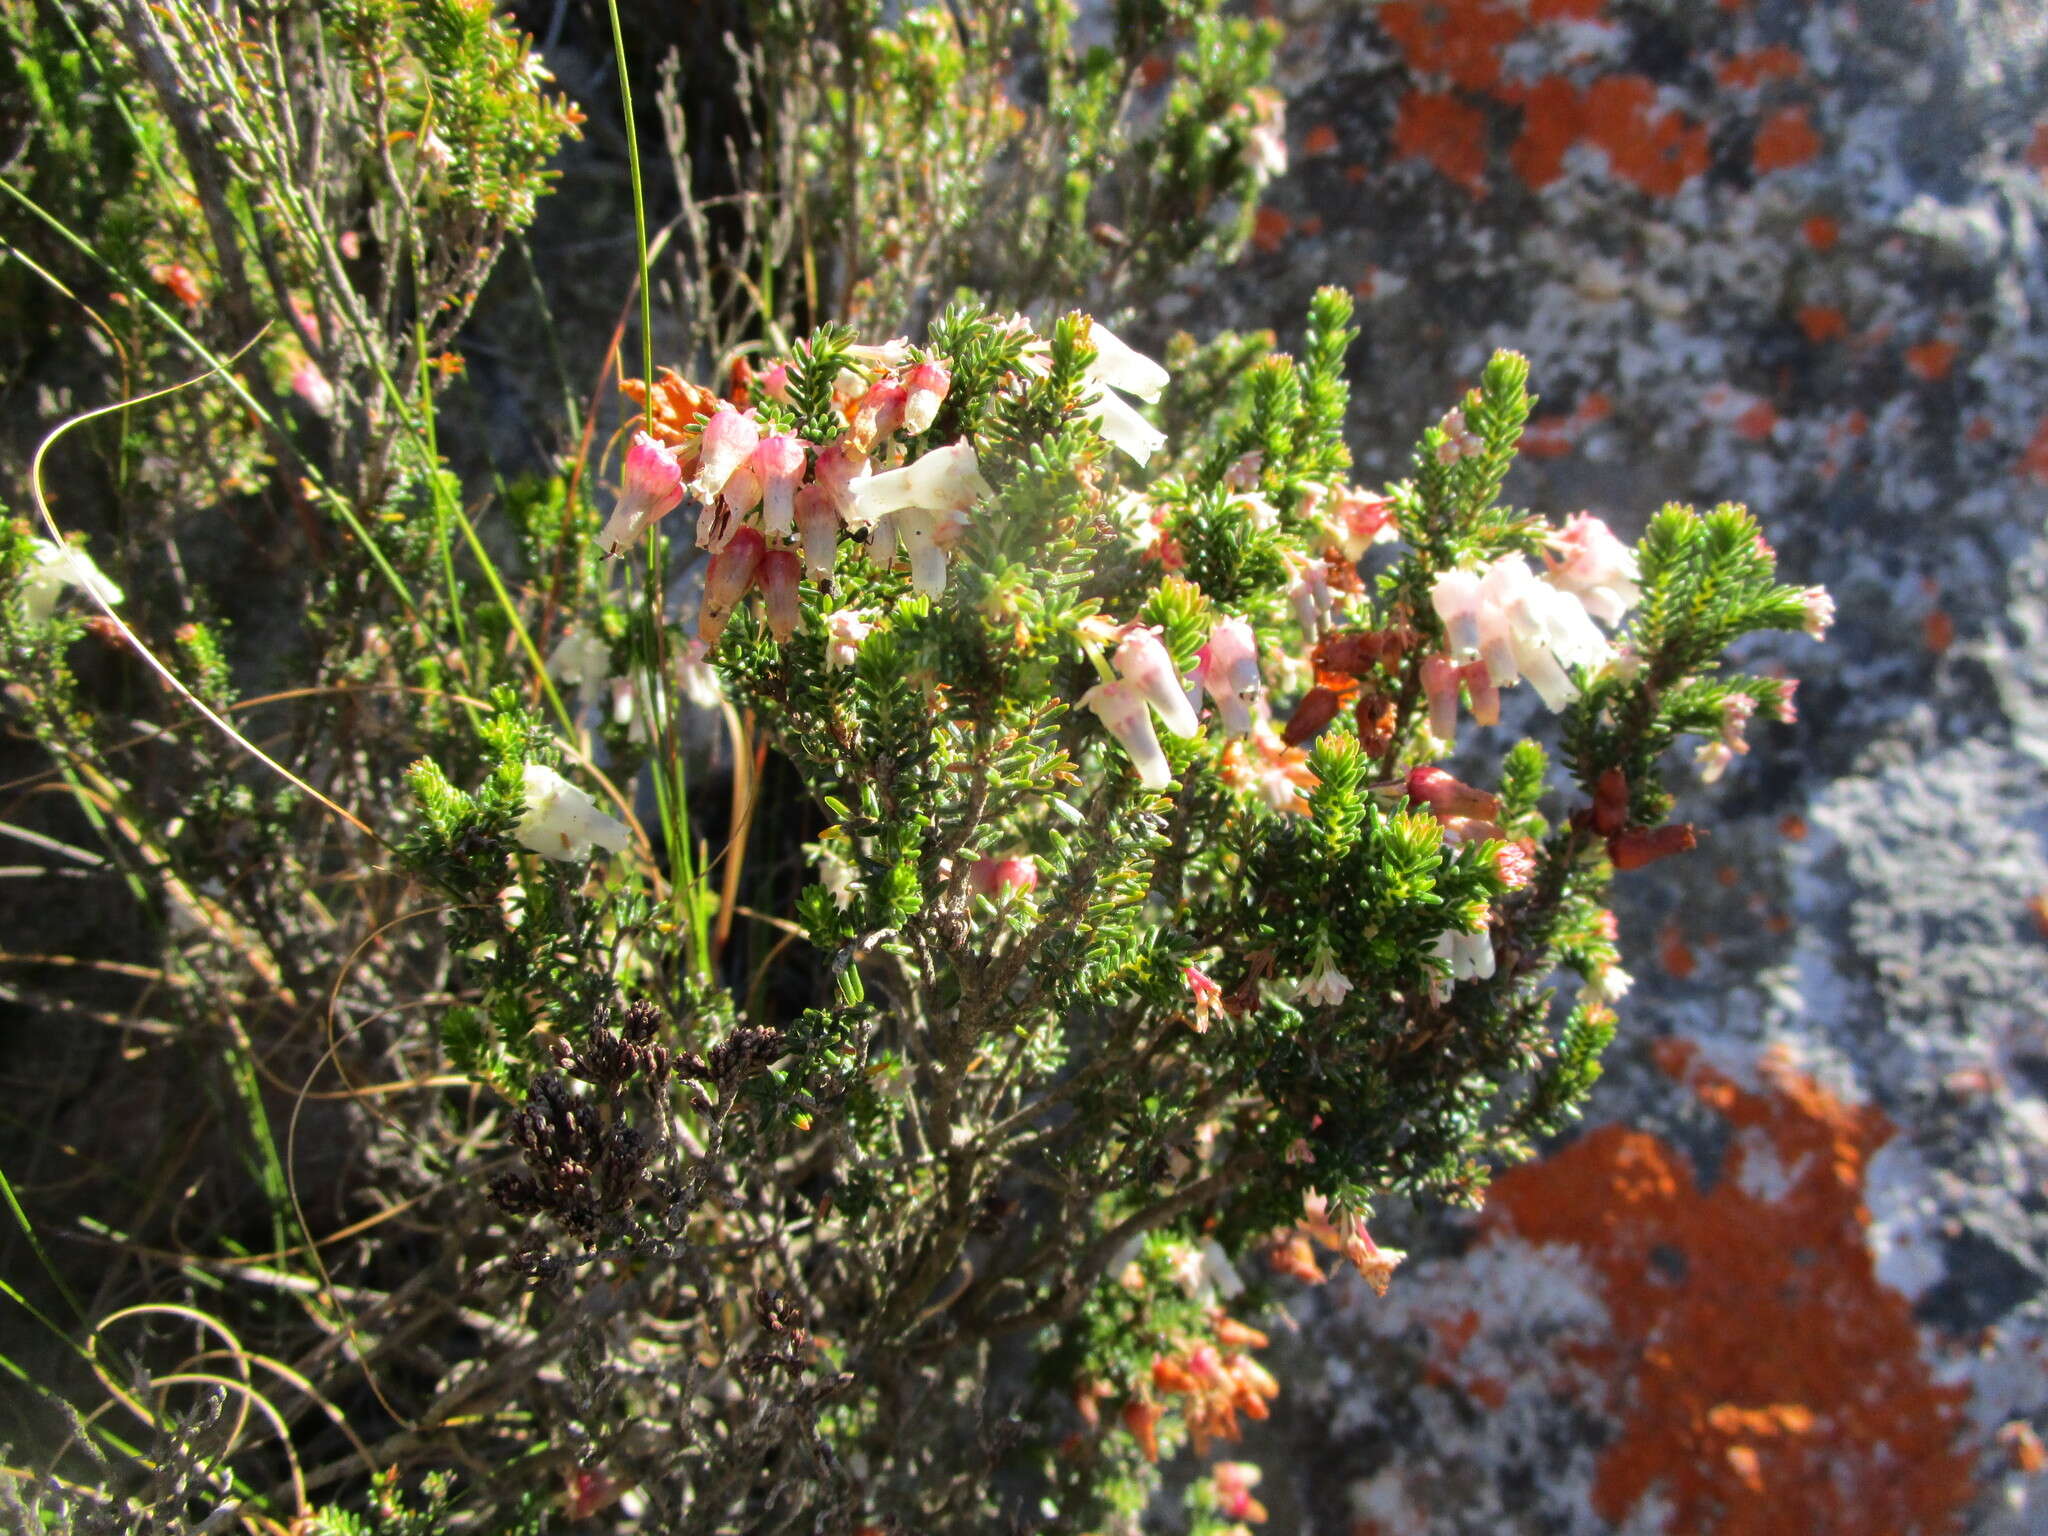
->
[1496,839,1537,889]
[1800,586,1835,639]
[291,360,334,417]
[969,855,1038,898]
[690,406,758,501]
[1460,660,1500,724]
[1195,617,1261,736]
[599,431,687,556]
[1114,626,1199,737]
[794,483,839,580]
[825,609,875,670]
[758,362,791,403]
[1082,677,1173,790]
[698,525,765,644]
[900,360,952,436]
[1421,654,1461,742]
[759,547,802,641]
[750,432,807,537]
[850,378,907,451]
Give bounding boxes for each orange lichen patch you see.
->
[1754,105,1822,173]
[1716,46,1803,89]
[1485,1045,1977,1534]
[1779,814,1808,841]
[1715,864,1740,888]
[1251,206,1293,254]
[1378,0,1528,92]
[1521,415,1577,458]
[1923,609,1955,654]
[1965,415,1996,442]
[1394,90,1490,195]
[1344,162,1371,184]
[1734,400,1779,441]
[2027,122,2048,174]
[1905,339,1959,381]
[1797,305,1849,343]
[1581,75,1709,197]
[1298,214,1325,238]
[1304,123,1340,156]
[2025,892,2048,941]
[1656,921,1697,979]
[1530,0,1606,18]
[2020,415,2048,484]
[1510,74,1585,188]
[1802,214,1841,250]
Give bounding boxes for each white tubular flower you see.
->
[514,763,630,862]
[545,628,611,695]
[1084,382,1167,466]
[895,509,951,596]
[847,441,992,528]
[1295,949,1353,1009]
[20,539,123,624]
[1584,963,1633,1009]
[1087,323,1170,402]
[1113,625,1200,738]
[1430,923,1496,1001]
[1431,568,1484,659]
[1545,513,1641,626]
[1081,677,1172,790]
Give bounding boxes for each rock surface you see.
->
[1209,0,2048,1529]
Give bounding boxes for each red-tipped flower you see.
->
[1609,822,1697,870]
[698,526,766,644]
[758,547,802,642]
[1407,765,1502,822]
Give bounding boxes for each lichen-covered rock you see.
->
[1206,0,2048,1528]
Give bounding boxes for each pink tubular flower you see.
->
[1777,679,1800,724]
[1082,677,1172,790]
[900,359,952,435]
[751,432,808,537]
[1195,616,1262,736]
[1185,965,1224,1033]
[1544,512,1641,625]
[1333,488,1396,560]
[1213,1463,1268,1524]
[599,431,686,556]
[851,378,908,451]
[690,405,759,503]
[969,855,1038,898]
[757,362,791,403]
[794,483,839,580]
[1801,585,1836,638]
[1460,659,1501,725]
[758,547,802,642]
[1407,765,1502,822]
[698,526,765,644]
[1421,654,1461,742]
[1114,626,1200,738]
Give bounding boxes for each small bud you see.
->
[1800,586,1836,639]
[969,856,1038,898]
[698,526,766,644]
